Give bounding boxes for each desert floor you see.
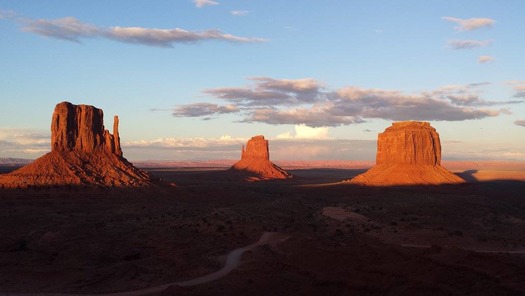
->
[1,164,525,295]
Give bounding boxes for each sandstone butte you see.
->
[230,135,292,181]
[350,121,465,186]
[0,102,155,188]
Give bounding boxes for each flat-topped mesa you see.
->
[241,135,270,160]
[231,135,292,181]
[376,121,441,166]
[349,121,464,186]
[51,102,122,156]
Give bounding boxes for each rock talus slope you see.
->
[230,135,292,181]
[350,121,464,186]
[0,102,155,188]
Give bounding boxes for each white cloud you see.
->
[442,16,495,31]
[277,125,330,139]
[478,55,494,63]
[447,39,492,50]
[231,10,249,16]
[193,0,218,8]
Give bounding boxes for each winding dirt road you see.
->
[1,232,290,296]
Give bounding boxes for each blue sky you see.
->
[1,0,524,161]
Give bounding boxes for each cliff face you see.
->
[0,101,155,188]
[51,102,122,156]
[350,121,464,186]
[376,121,441,166]
[241,135,270,160]
[231,135,292,181]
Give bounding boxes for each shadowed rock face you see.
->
[0,101,155,188]
[350,121,464,186]
[51,102,122,156]
[231,135,292,181]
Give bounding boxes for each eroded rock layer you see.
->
[0,101,155,188]
[230,135,292,181]
[350,121,464,186]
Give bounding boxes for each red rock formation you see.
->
[230,135,292,181]
[0,102,156,188]
[350,121,464,186]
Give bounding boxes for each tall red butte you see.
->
[350,121,465,186]
[0,102,155,188]
[230,135,292,181]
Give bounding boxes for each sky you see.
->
[1,0,524,161]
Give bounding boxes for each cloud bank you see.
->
[172,77,515,127]
[1,10,266,47]
[123,136,376,161]
[442,16,495,31]
[0,128,50,157]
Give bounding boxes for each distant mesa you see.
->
[230,135,292,181]
[0,101,156,188]
[349,121,465,186]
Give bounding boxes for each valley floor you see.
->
[1,166,525,295]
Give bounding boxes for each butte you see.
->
[349,121,465,186]
[0,102,156,188]
[230,135,292,181]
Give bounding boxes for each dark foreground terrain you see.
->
[1,167,525,295]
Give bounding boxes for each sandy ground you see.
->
[1,164,525,295]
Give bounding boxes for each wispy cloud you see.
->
[447,39,492,50]
[2,10,266,47]
[478,55,494,63]
[172,103,239,117]
[231,10,249,16]
[442,16,495,31]
[202,77,323,106]
[171,77,513,127]
[193,0,218,8]
[22,17,100,42]
[506,80,525,98]
[515,120,525,127]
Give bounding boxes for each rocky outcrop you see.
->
[51,102,122,156]
[230,135,292,181]
[0,101,156,188]
[376,121,441,166]
[350,121,464,186]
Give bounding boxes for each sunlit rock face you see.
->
[376,121,441,166]
[0,102,155,188]
[230,135,292,181]
[350,121,464,186]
